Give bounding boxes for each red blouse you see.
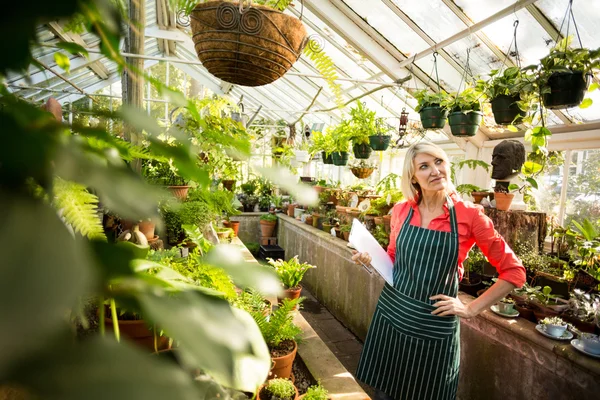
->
[386,193,526,288]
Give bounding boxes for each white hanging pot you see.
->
[294,150,310,163]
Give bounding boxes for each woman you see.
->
[352,142,525,400]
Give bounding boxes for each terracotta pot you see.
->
[374,217,384,226]
[334,227,343,239]
[227,221,240,237]
[260,220,277,238]
[104,316,170,352]
[222,180,236,191]
[258,378,299,400]
[336,205,347,214]
[342,231,350,241]
[287,204,297,217]
[167,185,191,201]
[383,214,392,234]
[494,192,514,211]
[269,340,298,380]
[278,286,302,306]
[137,220,155,240]
[471,191,494,205]
[314,185,326,194]
[305,216,313,226]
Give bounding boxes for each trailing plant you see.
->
[413,89,453,112]
[349,159,378,169]
[142,158,187,186]
[309,130,336,156]
[476,67,538,120]
[263,378,296,400]
[268,256,316,289]
[251,297,303,349]
[565,289,600,323]
[450,87,482,113]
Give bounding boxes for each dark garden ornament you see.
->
[190,0,308,87]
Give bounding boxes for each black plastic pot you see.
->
[420,106,449,129]
[542,71,591,109]
[321,152,334,164]
[331,151,349,166]
[491,94,523,125]
[448,111,483,137]
[369,135,391,151]
[352,143,372,159]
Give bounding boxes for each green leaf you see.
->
[0,194,92,377]
[579,98,593,109]
[508,184,520,192]
[589,82,599,92]
[54,52,71,73]
[526,177,539,190]
[56,42,89,57]
[507,125,519,133]
[202,245,282,297]
[13,337,209,400]
[138,291,270,392]
[522,161,543,176]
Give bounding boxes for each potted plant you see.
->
[497,297,515,314]
[533,36,600,109]
[321,209,338,234]
[308,130,335,165]
[294,139,311,163]
[413,89,453,129]
[268,256,316,304]
[349,159,377,179]
[143,159,191,200]
[448,88,483,137]
[493,182,514,211]
[476,67,533,125]
[580,333,600,355]
[301,383,329,400]
[459,248,486,297]
[258,378,298,400]
[329,122,351,166]
[340,224,351,241]
[251,298,303,380]
[369,118,394,151]
[373,225,390,249]
[260,213,278,238]
[563,289,599,333]
[233,288,272,317]
[531,286,568,321]
[348,101,376,159]
[540,316,568,338]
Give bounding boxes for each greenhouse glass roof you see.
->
[5,0,600,148]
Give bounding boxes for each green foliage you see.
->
[303,383,329,400]
[268,256,316,289]
[456,184,485,197]
[264,378,296,400]
[413,89,453,112]
[463,247,486,276]
[187,187,240,219]
[309,130,336,156]
[142,159,187,186]
[571,219,600,279]
[328,121,352,153]
[450,87,482,113]
[53,178,106,240]
[166,254,238,300]
[245,242,261,256]
[304,42,344,107]
[179,201,215,231]
[252,297,302,348]
[475,67,538,116]
[373,225,389,248]
[261,213,278,222]
[375,173,401,193]
[348,101,377,145]
[450,159,490,184]
[232,289,270,316]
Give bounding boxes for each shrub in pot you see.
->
[301,383,330,400]
[448,88,483,137]
[414,89,452,129]
[260,213,278,238]
[258,378,298,400]
[268,256,316,305]
[251,298,303,380]
[531,36,600,109]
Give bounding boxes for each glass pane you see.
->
[536,0,600,49]
[531,151,565,220]
[564,149,600,231]
[454,0,515,22]
[389,0,465,42]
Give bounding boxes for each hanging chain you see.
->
[557,0,583,50]
[433,52,442,93]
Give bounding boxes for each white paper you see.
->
[348,219,394,285]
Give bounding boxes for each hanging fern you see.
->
[303,42,344,107]
[53,178,106,240]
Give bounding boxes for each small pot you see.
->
[287,204,297,217]
[542,71,591,109]
[331,151,349,166]
[352,143,373,159]
[260,220,277,238]
[278,287,302,310]
[293,208,305,219]
[491,94,523,125]
[369,134,391,151]
[448,111,483,137]
[137,220,155,240]
[383,214,392,233]
[258,378,299,400]
[312,213,321,229]
[494,192,514,211]
[497,302,515,314]
[322,223,334,233]
[223,220,240,237]
[342,231,350,241]
[514,302,536,323]
[305,216,313,226]
[471,191,494,205]
[581,333,600,355]
[420,106,449,129]
[269,340,298,381]
[167,185,191,201]
[544,323,567,338]
[222,180,236,191]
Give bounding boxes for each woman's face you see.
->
[412,153,450,194]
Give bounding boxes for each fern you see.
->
[456,184,484,196]
[53,178,106,240]
[251,297,302,348]
[304,42,344,107]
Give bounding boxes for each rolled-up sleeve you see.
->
[471,208,526,288]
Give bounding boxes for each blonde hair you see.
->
[401,142,456,203]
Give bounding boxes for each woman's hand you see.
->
[351,250,372,266]
[430,294,475,319]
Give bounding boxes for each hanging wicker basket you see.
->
[350,167,375,179]
[190,1,308,87]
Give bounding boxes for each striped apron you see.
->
[356,196,460,400]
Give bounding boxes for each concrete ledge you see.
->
[232,237,369,399]
[230,212,269,244]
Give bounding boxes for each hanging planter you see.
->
[331,152,349,166]
[350,167,375,179]
[368,134,391,151]
[352,143,372,159]
[542,71,591,109]
[190,1,308,87]
[321,152,333,164]
[491,94,523,125]
[448,111,483,137]
[420,106,449,129]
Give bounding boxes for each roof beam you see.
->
[47,21,109,79]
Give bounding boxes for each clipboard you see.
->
[348,218,394,285]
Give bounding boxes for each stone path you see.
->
[299,288,375,399]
